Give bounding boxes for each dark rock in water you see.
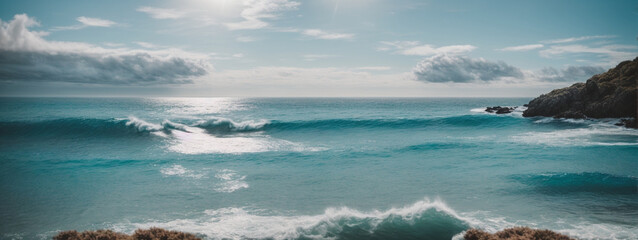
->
[486,106,516,114]
[617,118,637,128]
[523,57,638,128]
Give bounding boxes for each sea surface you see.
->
[0,98,636,240]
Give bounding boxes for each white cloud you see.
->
[412,54,607,84]
[52,16,116,31]
[413,55,523,83]
[225,0,300,30]
[137,7,186,19]
[0,14,212,85]
[379,41,475,56]
[530,65,606,82]
[498,44,544,51]
[302,29,354,40]
[541,35,615,44]
[76,16,115,27]
[539,44,638,63]
[135,41,161,49]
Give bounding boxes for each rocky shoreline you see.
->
[52,227,576,240]
[522,57,637,128]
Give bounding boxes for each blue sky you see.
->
[0,0,636,97]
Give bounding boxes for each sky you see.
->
[0,0,636,97]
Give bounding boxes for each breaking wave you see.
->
[114,198,470,240]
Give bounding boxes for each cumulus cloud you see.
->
[53,16,116,31]
[531,65,606,82]
[379,41,475,56]
[0,14,211,85]
[498,44,544,51]
[302,29,354,40]
[225,0,300,30]
[413,55,523,83]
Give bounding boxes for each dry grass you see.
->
[464,227,575,240]
[53,228,201,240]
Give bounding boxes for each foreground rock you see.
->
[523,57,637,127]
[464,227,575,240]
[486,106,517,114]
[54,228,201,240]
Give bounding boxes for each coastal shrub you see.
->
[53,228,201,240]
[464,227,575,240]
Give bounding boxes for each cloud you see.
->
[379,41,475,56]
[0,14,211,85]
[76,17,115,27]
[539,44,638,63]
[541,35,615,44]
[498,44,544,51]
[52,16,116,31]
[531,65,606,82]
[135,41,161,48]
[302,29,354,40]
[137,7,186,19]
[413,55,523,83]
[225,0,300,30]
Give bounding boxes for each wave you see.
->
[114,198,470,240]
[0,117,161,138]
[213,169,249,193]
[194,117,269,133]
[265,114,521,131]
[512,122,638,147]
[509,172,638,195]
[161,165,206,179]
[0,114,523,140]
[398,142,472,152]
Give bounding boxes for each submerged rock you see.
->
[54,228,202,240]
[486,106,516,114]
[464,227,575,240]
[523,57,637,127]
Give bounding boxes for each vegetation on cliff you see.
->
[53,228,201,240]
[464,227,575,240]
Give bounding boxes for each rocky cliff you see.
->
[523,57,637,126]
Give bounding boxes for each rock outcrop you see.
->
[523,57,637,127]
[486,106,516,114]
[464,227,575,240]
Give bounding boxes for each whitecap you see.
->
[512,123,638,147]
[160,164,206,179]
[213,169,249,193]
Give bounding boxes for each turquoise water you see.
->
[0,98,636,240]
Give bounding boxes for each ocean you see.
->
[0,97,636,240]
